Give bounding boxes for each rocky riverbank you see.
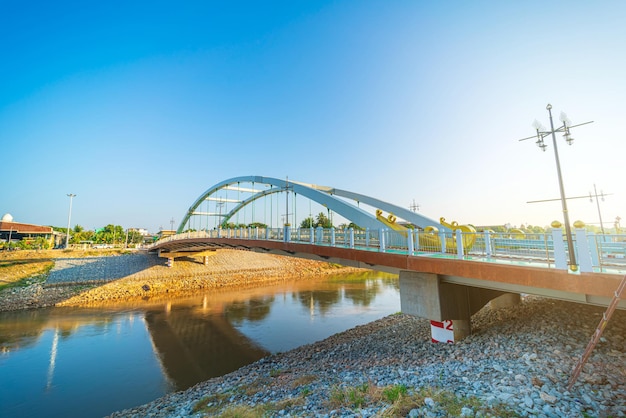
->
[109,295,626,417]
[2,249,625,417]
[0,249,364,312]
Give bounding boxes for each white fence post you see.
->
[456,229,463,259]
[407,229,414,255]
[284,225,291,243]
[587,232,600,268]
[575,228,593,273]
[484,230,492,257]
[439,230,446,254]
[551,228,567,270]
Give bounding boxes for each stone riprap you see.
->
[109,297,626,418]
[46,253,161,285]
[0,250,362,311]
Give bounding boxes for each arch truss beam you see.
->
[179,176,448,233]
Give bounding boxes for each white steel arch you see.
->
[179,175,447,233]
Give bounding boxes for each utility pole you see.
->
[65,194,76,249]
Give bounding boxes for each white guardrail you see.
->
[151,227,626,274]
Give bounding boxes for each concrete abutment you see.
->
[399,270,519,342]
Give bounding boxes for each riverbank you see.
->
[109,295,626,417]
[3,249,625,416]
[0,249,365,312]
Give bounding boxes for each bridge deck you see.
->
[150,230,626,309]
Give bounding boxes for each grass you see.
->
[292,374,317,387]
[0,248,130,291]
[192,381,521,417]
[327,382,521,417]
[380,386,521,418]
[0,260,54,291]
[192,389,305,417]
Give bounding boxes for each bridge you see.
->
[150,176,626,342]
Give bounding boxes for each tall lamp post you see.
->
[519,104,593,272]
[65,193,76,248]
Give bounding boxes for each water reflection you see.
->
[143,303,269,390]
[0,273,399,418]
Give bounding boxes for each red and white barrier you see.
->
[430,320,454,343]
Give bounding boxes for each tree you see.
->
[301,213,332,228]
[248,222,267,229]
[300,217,315,228]
[95,224,125,244]
[126,230,144,245]
[315,212,332,228]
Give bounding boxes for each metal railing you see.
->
[150,227,626,274]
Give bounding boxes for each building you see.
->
[0,213,64,248]
[157,229,176,240]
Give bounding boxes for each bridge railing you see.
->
[151,227,626,274]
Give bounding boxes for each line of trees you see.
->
[54,224,145,246]
[300,212,334,228]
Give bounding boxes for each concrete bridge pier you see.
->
[399,271,519,343]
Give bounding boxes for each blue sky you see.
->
[1,1,624,233]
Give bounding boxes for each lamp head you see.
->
[546,104,552,110]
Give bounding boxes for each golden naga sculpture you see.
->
[375,211,476,252]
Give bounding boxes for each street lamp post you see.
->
[65,194,76,249]
[519,104,593,272]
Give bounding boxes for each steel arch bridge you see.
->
[178,175,454,234]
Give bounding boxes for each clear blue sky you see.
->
[2,1,624,233]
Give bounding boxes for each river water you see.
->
[0,272,399,418]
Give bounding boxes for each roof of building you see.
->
[0,221,53,234]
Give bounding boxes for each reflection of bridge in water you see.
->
[151,175,626,342]
[144,303,269,390]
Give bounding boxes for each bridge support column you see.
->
[399,271,506,343]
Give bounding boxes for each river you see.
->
[0,272,399,418]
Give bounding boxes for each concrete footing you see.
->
[490,292,521,309]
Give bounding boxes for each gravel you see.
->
[46,253,160,285]
[109,296,626,417]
